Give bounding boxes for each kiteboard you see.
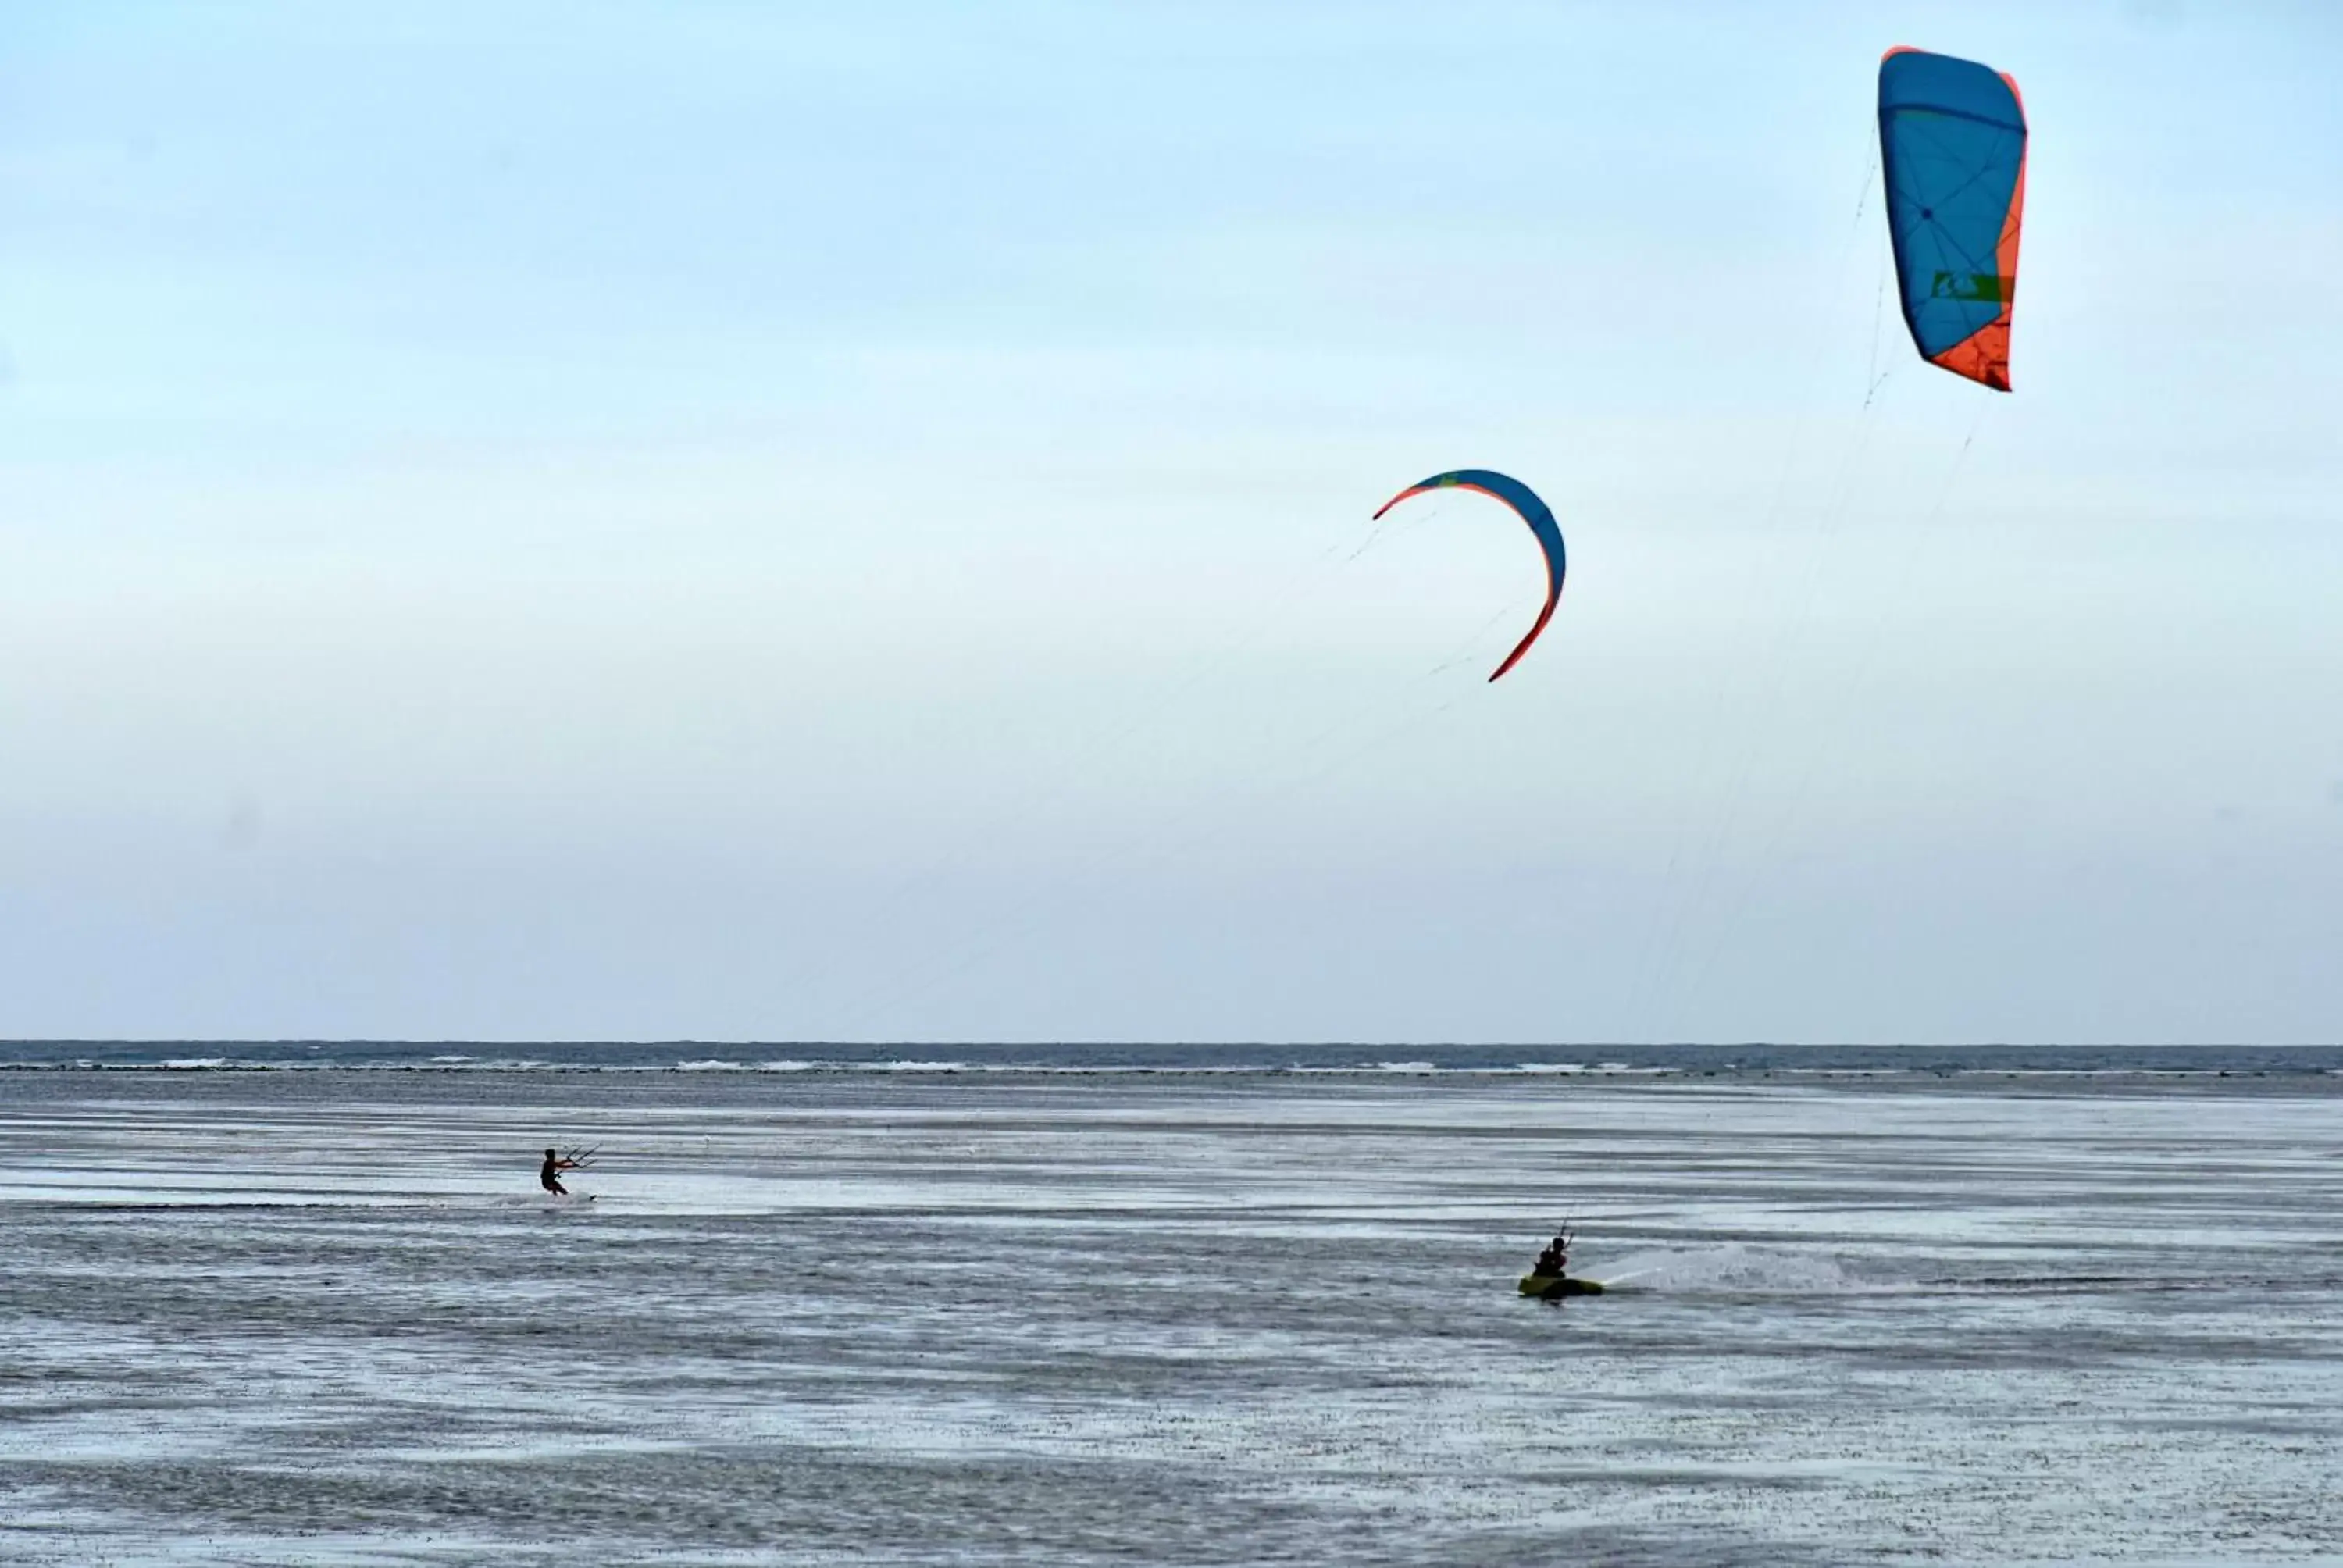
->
[1519,1273,1603,1300]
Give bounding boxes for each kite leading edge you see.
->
[1371,469,1566,682]
[1878,47,2027,391]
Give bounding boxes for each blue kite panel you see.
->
[1878,50,2027,365]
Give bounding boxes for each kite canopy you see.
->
[1878,48,2027,391]
[1371,469,1565,682]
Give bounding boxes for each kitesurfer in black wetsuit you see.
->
[1533,1230,1571,1277]
[540,1148,579,1195]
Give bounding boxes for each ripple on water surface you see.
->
[2,1071,2340,1564]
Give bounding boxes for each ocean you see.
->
[3,1046,2340,1564]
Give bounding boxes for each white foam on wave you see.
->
[1512,1062,1672,1075]
[676,1060,749,1071]
[159,1058,227,1070]
[489,1192,603,1211]
[1592,1243,1868,1295]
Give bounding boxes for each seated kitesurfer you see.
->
[540,1147,580,1195]
[1532,1227,1573,1277]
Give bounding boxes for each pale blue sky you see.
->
[4,2,2339,1042]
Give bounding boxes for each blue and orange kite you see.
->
[1372,470,1565,682]
[1878,48,2028,391]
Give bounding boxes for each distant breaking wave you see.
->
[2,1041,2340,1076]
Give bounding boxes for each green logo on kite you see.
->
[1929,271,2008,304]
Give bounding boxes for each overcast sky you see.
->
[4,1,2338,1043]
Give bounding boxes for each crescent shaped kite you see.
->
[1371,469,1566,682]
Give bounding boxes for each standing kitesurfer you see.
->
[540,1147,580,1196]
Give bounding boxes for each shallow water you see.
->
[4,1071,2340,1564]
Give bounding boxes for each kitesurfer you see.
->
[540,1147,580,1196]
[1533,1231,1569,1276]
